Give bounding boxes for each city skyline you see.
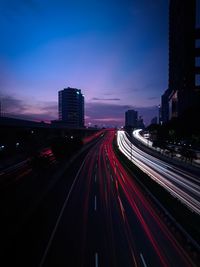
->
[0,0,168,126]
[1,2,200,266]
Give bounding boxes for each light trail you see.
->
[37,130,197,267]
[117,130,200,215]
[133,129,153,147]
[95,252,99,267]
[140,253,148,267]
[105,131,193,267]
[94,195,97,211]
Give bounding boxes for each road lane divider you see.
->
[119,172,125,183]
[95,252,98,267]
[94,195,97,211]
[140,253,148,267]
[118,195,125,222]
[39,158,87,267]
[110,174,113,182]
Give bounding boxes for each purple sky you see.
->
[0,0,169,126]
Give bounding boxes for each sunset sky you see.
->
[0,0,168,126]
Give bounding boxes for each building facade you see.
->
[161,89,170,123]
[151,117,158,125]
[137,116,145,129]
[58,87,84,128]
[125,110,138,129]
[162,0,200,121]
[196,0,200,90]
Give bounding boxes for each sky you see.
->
[0,0,169,126]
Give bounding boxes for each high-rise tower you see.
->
[161,0,200,121]
[125,110,138,129]
[58,87,84,128]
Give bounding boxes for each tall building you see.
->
[137,116,145,129]
[196,0,200,91]
[162,0,200,121]
[0,101,2,117]
[58,87,84,128]
[125,110,138,129]
[151,117,158,125]
[161,89,170,123]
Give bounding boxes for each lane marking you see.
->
[94,195,97,211]
[95,253,98,267]
[95,174,97,183]
[118,195,125,222]
[140,253,148,267]
[39,159,86,267]
[119,172,125,183]
[110,174,113,182]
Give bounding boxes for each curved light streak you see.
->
[117,130,200,215]
[133,129,153,147]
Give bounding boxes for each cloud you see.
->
[147,96,159,100]
[94,118,123,123]
[0,95,29,113]
[85,102,157,126]
[40,102,57,112]
[0,94,57,121]
[124,88,139,93]
[91,97,120,101]
[0,94,158,126]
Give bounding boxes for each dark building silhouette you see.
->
[0,101,2,117]
[125,110,138,129]
[58,87,84,128]
[196,0,200,90]
[161,89,170,123]
[162,0,200,121]
[151,116,158,125]
[0,116,48,128]
[158,104,162,124]
[137,116,145,129]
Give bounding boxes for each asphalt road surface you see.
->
[118,130,200,215]
[32,130,196,267]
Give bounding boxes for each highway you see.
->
[133,129,153,147]
[117,130,200,215]
[36,130,195,267]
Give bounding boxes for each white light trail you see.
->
[133,129,153,147]
[117,131,200,215]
